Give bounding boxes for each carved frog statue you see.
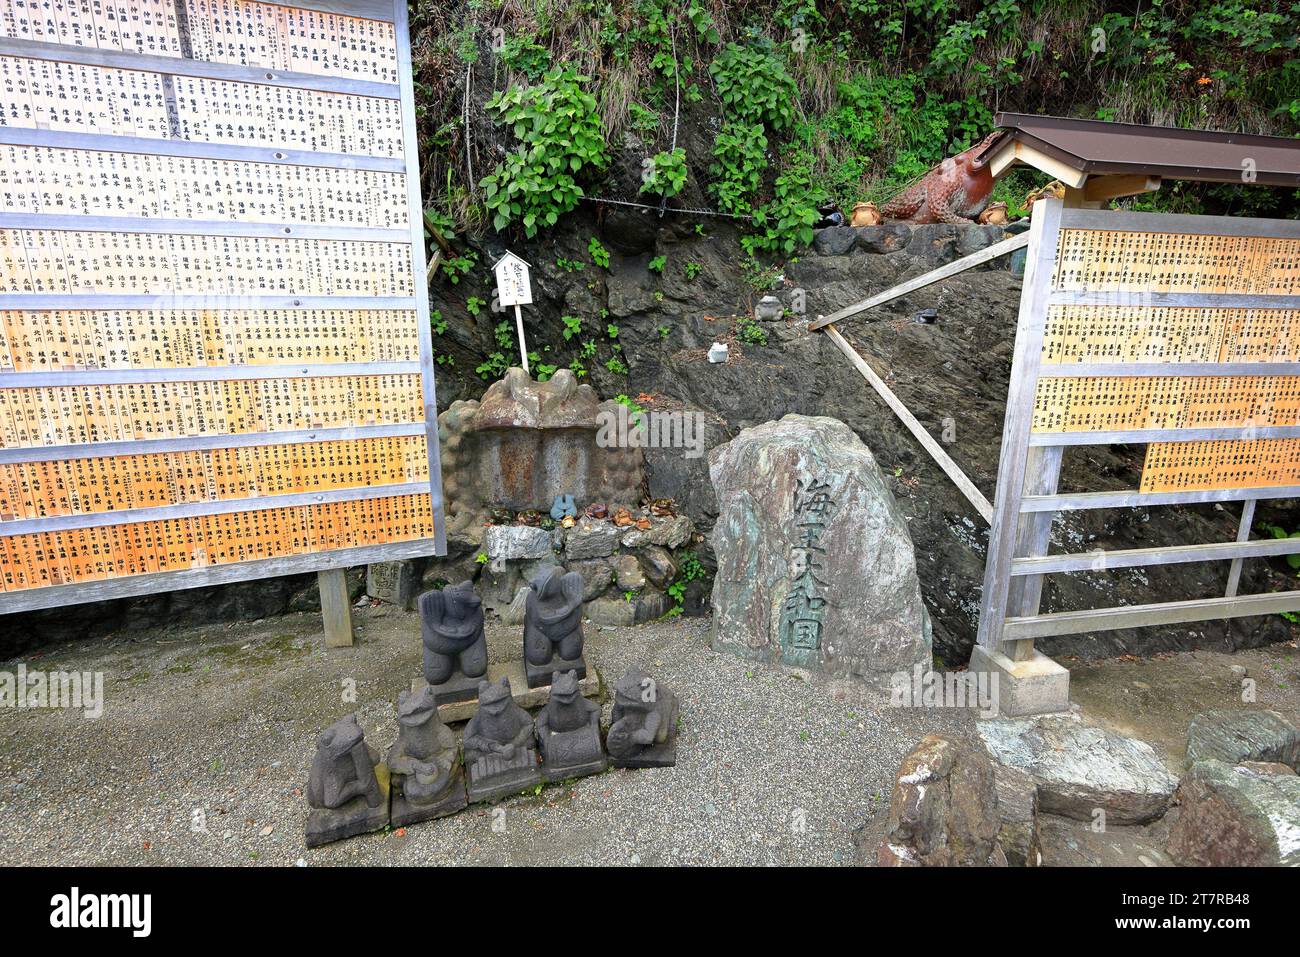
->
[881,132,1000,225]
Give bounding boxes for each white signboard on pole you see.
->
[493,251,533,373]
[494,251,533,306]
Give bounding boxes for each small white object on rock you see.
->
[707,342,728,363]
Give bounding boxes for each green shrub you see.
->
[480,67,608,237]
[709,42,797,132]
[640,147,688,198]
[709,122,768,217]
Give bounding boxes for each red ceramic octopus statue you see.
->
[881,132,1000,225]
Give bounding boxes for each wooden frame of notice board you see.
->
[0,0,446,642]
[978,198,1300,662]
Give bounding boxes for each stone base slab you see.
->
[413,659,600,723]
[424,669,487,705]
[969,645,1069,718]
[305,788,390,848]
[390,771,468,827]
[609,738,677,769]
[525,653,587,689]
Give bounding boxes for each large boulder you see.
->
[875,734,1039,867]
[1185,709,1300,770]
[977,714,1179,825]
[1168,760,1300,866]
[708,414,931,687]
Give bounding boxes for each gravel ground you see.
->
[0,605,974,866]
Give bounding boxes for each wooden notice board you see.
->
[0,0,446,614]
[978,199,1300,651]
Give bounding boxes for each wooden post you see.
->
[319,568,355,648]
[1003,445,1063,661]
[514,303,529,374]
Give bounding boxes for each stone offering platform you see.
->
[412,660,601,723]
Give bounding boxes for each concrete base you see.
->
[969,645,1070,718]
[413,659,600,723]
[424,669,487,705]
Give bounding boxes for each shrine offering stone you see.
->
[463,677,542,803]
[535,670,606,782]
[419,581,489,704]
[367,560,422,610]
[606,669,679,769]
[709,414,931,686]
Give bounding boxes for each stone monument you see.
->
[419,580,489,703]
[606,669,678,768]
[385,686,466,825]
[305,713,389,847]
[535,669,606,781]
[709,414,931,689]
[522,566,587,688]
[463,676,541,802]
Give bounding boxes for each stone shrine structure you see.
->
[606,669,678,768]
[386,687,466,825]
[438,369,645,534]
[305,713,389,847]
[463,676,541,802]
[535,670,606,781]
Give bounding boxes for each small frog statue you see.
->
[606,669,679,769]
[535,670,606,781]
[304,713,389,847]
[385,687,466,825]
[522,567,586,688]
[419,580,488,702]
[462,677,541,802]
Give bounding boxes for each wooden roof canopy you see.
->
[981,112,1300,205]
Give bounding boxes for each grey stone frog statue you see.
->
[304,713,388,846]
[535,669,605,781]
[462,676,541,802]
[385,687,466,824]
[606,669,679,768]
[419,580,489,701]
[523,566,586,688]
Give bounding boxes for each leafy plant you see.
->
[588,237,611,269]
[648,254,666,274]
[709,122,767,217]
[480,68,608,237]
[684,261,702,280]
[561,315,583,341]
[709,43,797,132]
[743,154,819,257]
[466,296,486,317]
[640,147,688,198]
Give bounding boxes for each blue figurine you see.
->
[550,494,576,520]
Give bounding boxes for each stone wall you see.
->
[394,510,710,627]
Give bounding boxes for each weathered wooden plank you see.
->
[822,324,993,523]
[808,232,1029,331]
